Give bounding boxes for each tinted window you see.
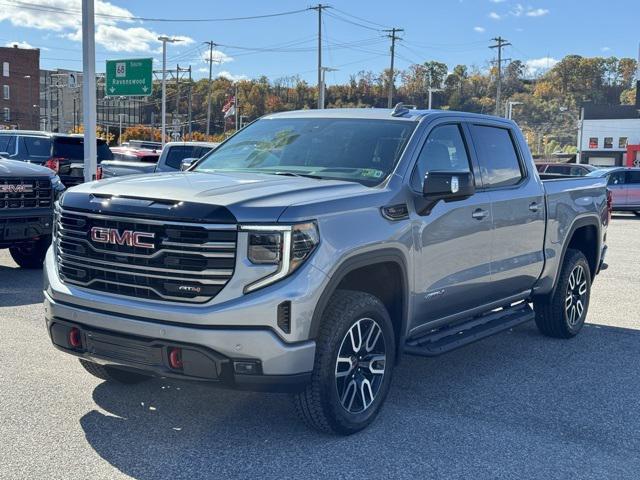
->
[608,172,625,185]
[627,171,640,184]
[165,145,198,169]
[0,134,12,153]
[23,137,51,158]
[413,124,470,188]
[471,125,523,188]
[53,137,113,161]
[195,118,416,185]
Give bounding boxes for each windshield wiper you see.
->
[270,171,325,180]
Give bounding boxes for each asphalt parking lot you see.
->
[1,214,639,480]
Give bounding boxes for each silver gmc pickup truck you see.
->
[44,106,609,435]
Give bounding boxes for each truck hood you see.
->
[64,171,375,222]
[0,158,55,177]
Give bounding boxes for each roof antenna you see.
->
[391,102,409,117]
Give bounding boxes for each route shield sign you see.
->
[105,58,153,96]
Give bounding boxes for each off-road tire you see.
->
[292,290,395,435]
[534,249,591,338]
[79,359,151,384]
[9,235,51,269]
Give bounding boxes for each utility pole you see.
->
[384,28,403,108]
[158,36,181,147]
[204,41,216,135]
[310,4,330,109]
[490,36,511,116]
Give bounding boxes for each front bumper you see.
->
[44,292,316,392]
[0,212,52,247]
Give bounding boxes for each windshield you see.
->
[193,117,417,185]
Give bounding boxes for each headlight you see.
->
[242,222,319,293]
[51,175,66,201]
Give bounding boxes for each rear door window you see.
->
[470,125,523,188]
[626,171,640,184]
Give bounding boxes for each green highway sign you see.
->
[105,58,153,96]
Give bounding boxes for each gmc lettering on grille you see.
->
[90,226,155,249]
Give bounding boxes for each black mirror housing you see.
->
[422,170,475,202]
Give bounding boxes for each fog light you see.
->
[233,361,261,375]
[68,327,82,348]
[168,347,183,369]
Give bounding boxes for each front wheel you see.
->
[534,249,591,338]
[292,290,395,435]
[9,235,51,269]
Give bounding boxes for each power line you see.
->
[0,1,309,22]
[329,7,392,29]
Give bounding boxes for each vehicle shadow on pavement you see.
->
[80,321,640,480]
[0,265,44,307]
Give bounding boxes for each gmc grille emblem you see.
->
[90,226,155,249]
[0,184,33,193]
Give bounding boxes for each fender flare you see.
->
[548,214,602,296]
[309,248,410,352]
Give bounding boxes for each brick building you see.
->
[0,45,40,130]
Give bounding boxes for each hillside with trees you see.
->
[126,54,638,155]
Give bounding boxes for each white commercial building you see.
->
[578,104,640,166]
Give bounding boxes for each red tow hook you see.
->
[168,347,183,369]
[68,327,82,348]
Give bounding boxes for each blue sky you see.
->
[0,0,637,84]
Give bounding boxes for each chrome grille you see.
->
[55,207,237,303]
[0,177,52,209]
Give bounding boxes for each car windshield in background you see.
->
[165,145,200,169]
[53,137,113,161]
[193,118,417,185]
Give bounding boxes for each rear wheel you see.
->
[79,359,151,384]
[534,249,591,338]
[9,235,51,269]
[292,290,395,435]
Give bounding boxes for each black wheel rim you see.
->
[565,265,587,326]
[335,317,386,414]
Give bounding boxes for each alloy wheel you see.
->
[565,265,588,326]
[335,317,386,414]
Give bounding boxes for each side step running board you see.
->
[404,302,534,357]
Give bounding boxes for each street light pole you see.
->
[81,0,97,182]
[428,87,442,110]
[319,67,337,109]
[158,36,180,147]
[507,101,523,120]
[118,113,126,145]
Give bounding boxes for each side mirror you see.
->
[422,170,475,202]
[180,158,197,171]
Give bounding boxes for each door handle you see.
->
[472,208,489,220]
[529,202,540,212]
